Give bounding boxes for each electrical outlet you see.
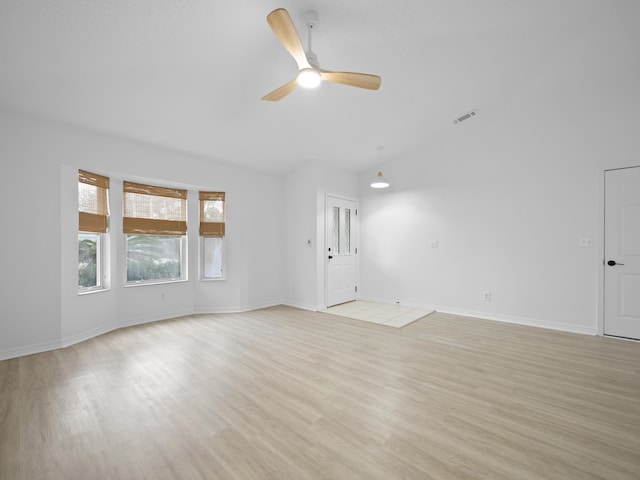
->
[579,237,591,248]
[482,291,491,301]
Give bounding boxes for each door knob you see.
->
[328,255,333,260]
[607,260,624,266]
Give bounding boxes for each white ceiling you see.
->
[0,1,629,174]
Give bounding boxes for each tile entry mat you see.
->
[321,301,433,328]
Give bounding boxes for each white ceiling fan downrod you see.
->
[296,10,322,89]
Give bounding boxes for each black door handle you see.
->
[607,260,624,266]
[328,255,333,260]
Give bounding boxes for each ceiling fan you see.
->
[261,8,381,101]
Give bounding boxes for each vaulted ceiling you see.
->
[0,1,634,174]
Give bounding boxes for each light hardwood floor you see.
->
[1,306,639,479]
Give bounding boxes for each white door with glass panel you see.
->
[604,166,640,340]
[327,196,357,307]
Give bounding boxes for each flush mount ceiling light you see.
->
[370,146,390,189]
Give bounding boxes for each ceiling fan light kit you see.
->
[262,8,381,101]
[297,68,321,88]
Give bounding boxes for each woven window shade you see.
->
[123,181,187,235]
[199,191,225,236]
[79,170,110,233]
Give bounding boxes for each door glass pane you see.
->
[344,208,351,254]
[333,207,340,254]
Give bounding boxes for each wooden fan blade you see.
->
[261,78,298,101]
[267,8,310,70]
[320,70,381,90]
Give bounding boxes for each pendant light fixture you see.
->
[370,146,390,188]
[370,171,389,188]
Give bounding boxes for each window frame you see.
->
[200,235,225,281]
[78,232,106,293]
[123,233,188,286]
[78,170,110,294]
[199,191,226,281]
[122,181,188,286]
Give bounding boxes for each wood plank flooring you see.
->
[1,305,639,479]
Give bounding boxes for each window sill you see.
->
[123,278,188,288]
[78,287,111,296]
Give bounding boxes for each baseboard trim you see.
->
[2,299,597,361]
[62,324,118,349]
[195,300,282,315]
[282,300,321,312]
[3,303,282,361]
[0,339,63,362]
[117,308,194,330]
[435,306,597,336]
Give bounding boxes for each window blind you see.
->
[78,170,110,233]
[199,191,225,236]
[123,181,187,235]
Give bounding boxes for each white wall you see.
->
[283,161,358,311]
[0,113,63,357]
[358,11,640,334]
[0,111,284,359]
[359,119,602,333]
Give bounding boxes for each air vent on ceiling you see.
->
[453,109,478,124]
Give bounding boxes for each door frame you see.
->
[324,193,359,309]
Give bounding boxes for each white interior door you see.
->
[326,196,357,307]
[604,166,640,339]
